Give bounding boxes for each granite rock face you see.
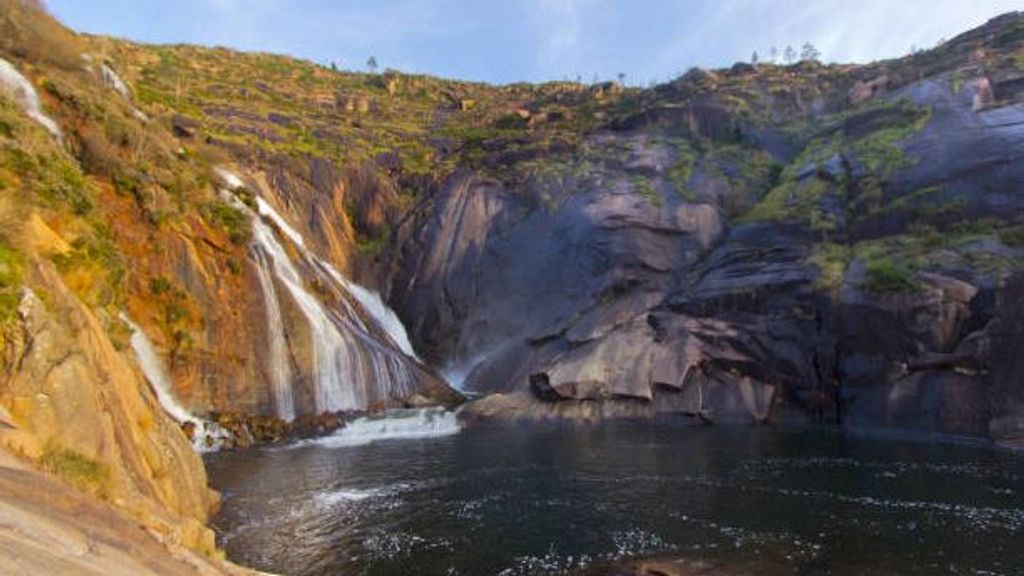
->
[405,18,1024,442]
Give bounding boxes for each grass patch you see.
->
[356,228,391,256]
[809,242,850,293]
[863,257,917,293]
[743,177,832,224]
[632,176,661,207]
[0,241,24,364]
[40,442,110,496]
[998,225,1024,247]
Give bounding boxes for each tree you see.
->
[366,55,378,73]
[330,61,338,72]
[751,50,759,64]
[783,45,797,65]
[800,42,821,62]
[769,46,779,63]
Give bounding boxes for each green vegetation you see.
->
[743,99,931,227]
[809,242,851,292]
[863,257,918,293]
[356,228,391,257]
[852,106,931,177]
[0,241,24,363]
[632,176,661,207]
[40,443,110,496]
[50,226,126,308]
[0,0,84,69]
[202,200,251,245]
[999,225,1024,246]
[667,140,697,201]
[744,176,833,225]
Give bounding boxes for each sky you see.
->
[47,0,1021,85]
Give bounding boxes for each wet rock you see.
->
[290,411,346,439]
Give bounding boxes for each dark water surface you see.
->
[205,424,1024,575]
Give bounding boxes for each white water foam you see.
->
[253,248,296,421]
[215,167,246,192]
[121,313,228,451]
[319,262,419,359]
[247,187,419,411]
[251,213,362,411]
[256,196,306,248]
[303,408,460,449]
[0,57,61,138]
[100,64,131,100]
[315,488,381,507]
[217,172,427,414]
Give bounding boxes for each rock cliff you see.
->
[2,2,1024,569]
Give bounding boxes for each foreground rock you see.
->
[0,451,258,576]
[0,257,220,554]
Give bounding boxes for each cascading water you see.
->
[253,248,296,421]
[0,57,61,138]
[251,215,361,411]
[319,263,420,360]
[215,167,431,417]
[256,196,306,248]
[240,190,418,413]
[100,64,131,100]
[120,313,228,451]
[298,407,460,448]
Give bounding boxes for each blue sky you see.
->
[48,1,1020,85]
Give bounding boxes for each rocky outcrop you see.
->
[0,256,220,555]
[987,271,1024,445]
[0,451,252,575]
[407,14,1024,440]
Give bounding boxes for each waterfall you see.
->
[217,170,423,415]
[299,407,460,448]
[253,248,295,421]
[120,313,227,452]
[249,197,420,412]
[100,64,131,100]
[319,263,420,360]
[256,196,305,248]
[251,215,360,411]
[0,57,61,138]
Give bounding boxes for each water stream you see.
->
[0,57,61,138]
[121,313,228,451]
[221,171,422,415]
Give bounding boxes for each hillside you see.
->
[1,1,1024,570]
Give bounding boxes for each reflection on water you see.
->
[205,425,1024,576]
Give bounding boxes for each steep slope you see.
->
[0,451,252,575]
[0,1,456,568]
[77,9,1024,444]
[404,13,1024,444]
[399,15,1024,443]
[2,0,1024,517]
[1,2,1023,570]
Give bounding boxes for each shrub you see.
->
[148,275,173,295]
[0,242,23,356]
[863,258,917,293]
[0,0,84,70]
[998,226,1024,247]
[203,200,251,245]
